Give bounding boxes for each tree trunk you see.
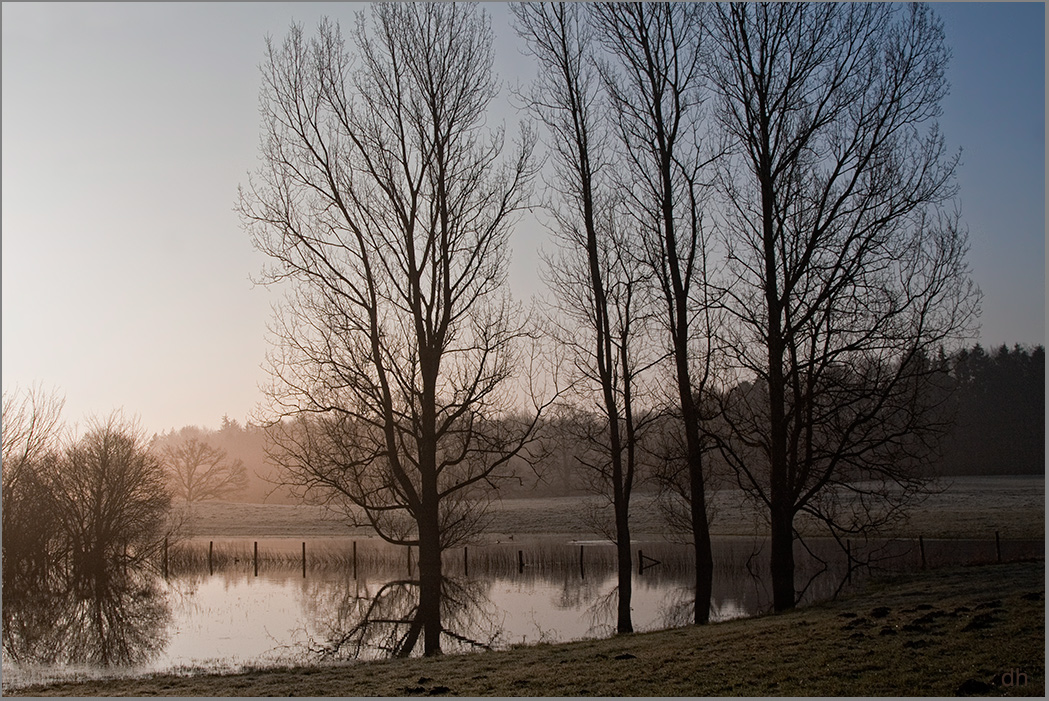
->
[760,124,795,613]
[770,496,795,611]
[418,331,443,656]
[767,322,795,612]
[689,448,714,624]
[417,504,443,656]
[672,283,713,623]
[614,501,633,633]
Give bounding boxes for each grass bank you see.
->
[17,560,1044,697]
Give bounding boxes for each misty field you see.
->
[181,476,1044,541]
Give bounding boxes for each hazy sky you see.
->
[2,2,1044,434]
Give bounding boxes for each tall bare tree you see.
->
[239,4,542,656]
[160,438,247,502]
[513,1,658,634]
[591,2,720,624]
[707,2,980,611]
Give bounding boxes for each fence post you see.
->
[918,535,926,570]
[208,540,214,575]
[638,549,643,576]
[254,541,259,577]
[353,541,358,579]
[518,550,524,573]
[302,541,307,578]
[995,530,1002,563]
[579,544,585,580]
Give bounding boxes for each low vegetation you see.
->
[16,560,1043,697]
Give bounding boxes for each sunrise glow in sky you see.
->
[2,2,1044,434]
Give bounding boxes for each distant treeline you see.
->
[935,344,1044,476]
[159,343,1042,505]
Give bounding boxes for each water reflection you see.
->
[301,575,506,659]
[3,535,1043,691]
[2,568,170,668]
[584,586,622,639]
[286,536,858,658]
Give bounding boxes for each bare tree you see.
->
[591,2,721,624]
[2,386,65,469]
[46,413,172,577]
[160,437,247,502]
[707,3,980,611]
[512,1,661,635]
[239,4,544,656]
[2,386,65,582]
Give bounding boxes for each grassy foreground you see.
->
[17,560,1044,697]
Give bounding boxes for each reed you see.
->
[163,532,1040,579]
[166,538,696,577]
[167,540,401,574]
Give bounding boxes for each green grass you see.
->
[17,560,1044,697]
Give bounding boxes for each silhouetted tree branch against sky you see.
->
[3,390,174,586]
[707,2,981,612]
[1,3,1041,435]
[239,3,547,656]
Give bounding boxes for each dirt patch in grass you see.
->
[17,560,1043,697]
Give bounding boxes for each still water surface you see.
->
[2,535,1037,690]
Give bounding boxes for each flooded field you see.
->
[3,534,1042,691]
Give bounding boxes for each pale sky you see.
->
[2,2,1045,435]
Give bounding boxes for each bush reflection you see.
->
[2,568,170,668]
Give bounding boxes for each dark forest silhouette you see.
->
[939,344,1045,476]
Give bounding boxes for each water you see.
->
[2,535,1040,691]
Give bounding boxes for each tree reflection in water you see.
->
[301,576,506,660]
[589,585,636,640]
[2,568,170,668]
[551,570,605,611]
